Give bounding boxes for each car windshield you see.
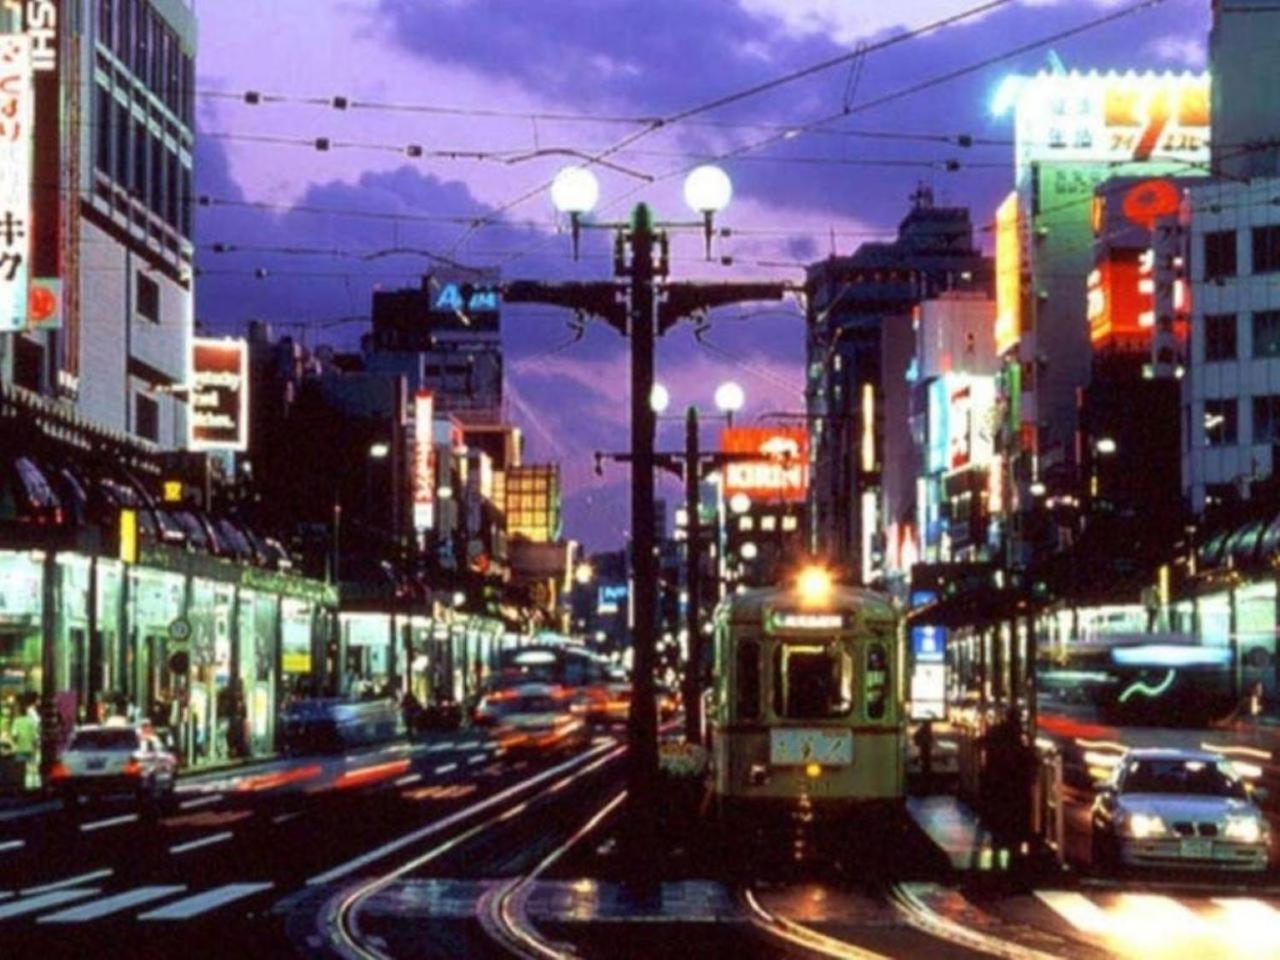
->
[1121,758,1247,799]
[69,729,140,752]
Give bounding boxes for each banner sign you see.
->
[0,34,32,333]
[22,0,61,330]
[189,338,249,451]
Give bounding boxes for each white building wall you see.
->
[1185,177,1280,511]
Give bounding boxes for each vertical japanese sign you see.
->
[0,34,32,333]
[188,338,248,451]
[413,391,435,532]
[23,0,60,330]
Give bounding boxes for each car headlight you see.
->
[1124,813,1169,839]
[1224,816,1265,844]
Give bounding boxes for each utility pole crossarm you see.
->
[502,280,628,333]
[657,281,789,334]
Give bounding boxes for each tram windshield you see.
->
[772,643,854,719]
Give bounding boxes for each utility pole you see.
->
[503,204,786,881]
[684,406,702,744]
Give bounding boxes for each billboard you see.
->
[427,269,501,334]
[1013,72,1210,171]
[188,339,248,452]
[994,192,1021,356]
[0,35,32,333]
[720,426,809,502]
[927,374,996,474]
[413,391,435,532]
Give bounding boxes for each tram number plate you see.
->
[769,729,852,767]
[1181,838,1213,859]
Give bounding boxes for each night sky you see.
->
[192,0,1210,551]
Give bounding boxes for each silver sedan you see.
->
[1092,748,1270,874]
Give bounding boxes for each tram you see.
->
[709,567,906,819]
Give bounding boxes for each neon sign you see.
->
[434,283,499,314]
[722,426,809,502]
[413,391,435,532]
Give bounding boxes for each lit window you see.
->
[761,515,777,532]
[782,515,798,532]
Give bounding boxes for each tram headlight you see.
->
[796,566,833,606]
[805,763,822,780]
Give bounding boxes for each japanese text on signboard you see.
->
[0,35,32,333]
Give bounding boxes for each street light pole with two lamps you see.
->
[503,166,786,877]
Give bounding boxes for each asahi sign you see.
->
[189,338,248,452]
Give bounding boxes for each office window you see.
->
[1254,225,1280,275]
[1255,396,1280,444]
[1204,313,1237,361]
[119,0,133,68]
[1203,229,1237,282]
[761,515,778,532]
[136,271,159,323]
[134,393,159,442]
[134,1,147,79]
[1254,310,1280,358]
[180,165,191,237]
[133,121,146,200]
[782,515,799,532]
[166,151,178,228]
[738,517,754,532]
[99,0,115,50]
[149,133,163,215]
[1205,398,1238,447]
[95,87,112,174]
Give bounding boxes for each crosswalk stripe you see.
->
[169,831,233,854]
[139,882,274,921]
[1035,890,1111,936]
[80,813,138,832]
[22,869,113,896]
[1211,898,1280,939]
[38,886,185,924]
[0,889,100,920]
[178,794,224,811]
[0,840,24,853]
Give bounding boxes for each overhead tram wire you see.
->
[588,0,1173,223]
[197,86,1013,148]
[455,0,1018,241]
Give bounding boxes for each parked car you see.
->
[51,723,178,809]
[1092,748,1270,874]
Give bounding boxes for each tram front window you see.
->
[772,643,854,719]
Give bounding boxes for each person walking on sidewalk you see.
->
[10,698,40,791]
[914,718,935,795]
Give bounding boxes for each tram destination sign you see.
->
[769,611,849,632]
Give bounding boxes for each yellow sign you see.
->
[995,192,1021,356]
[119,509,138,565]
[283,652,312,674]
[163,480,183,503]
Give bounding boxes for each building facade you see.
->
[1,0,196,446]
[805,189,991,583]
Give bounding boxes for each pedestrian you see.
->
[913,717,935,795]
[980,708,1035,857]
[401,690,423,739]
[10,697,40,791]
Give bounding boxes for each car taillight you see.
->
[49,762,69,781]
[123,757,143,777]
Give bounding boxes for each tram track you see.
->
[477,790,627,960]
[319,741,626,960]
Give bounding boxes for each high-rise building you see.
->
[505,464,561,544]
[366,271,504,422]
[0,0,197,445]
[805,188,991,582]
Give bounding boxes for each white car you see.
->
[493,684,589,759]
[51,723,178,809]
[1092,748,1270,873]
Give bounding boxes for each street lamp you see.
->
[551,166,600,260]
[333,442,394,586]
[1096,437,1117,455]
[684,165,733,260]
[650,383,671,414]
[715,381,745,426]
[574,562,595,586]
